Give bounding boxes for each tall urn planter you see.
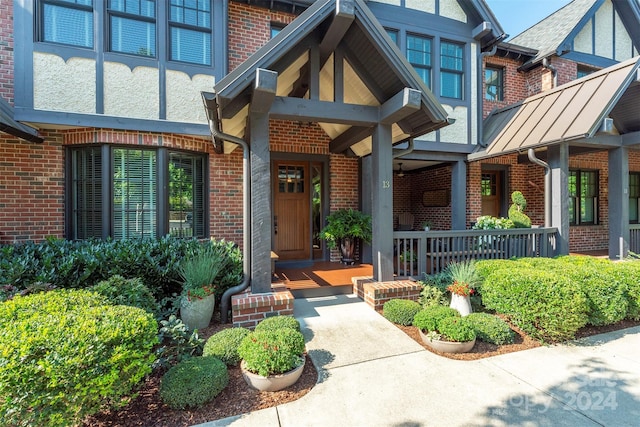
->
[180,293,216,331]
[449,294,472,317]
[319,209,372,264]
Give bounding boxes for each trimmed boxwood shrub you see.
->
[616,261,640,320]
[0,289,158,427]
[412,305,459,332]
[466,313,515,345]
[160,356,229,409]
[203,327,251,366]
[383,299,422,325]
[90,275,159,315]
[238,329,306,377]
[254,315,301,332]
[437,316,477,342]
[482,267,588,342]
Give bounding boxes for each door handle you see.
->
[274,215,278,235]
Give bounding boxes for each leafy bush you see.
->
[203,328,251,366]
[383,299,422,326]
[154,315,204,370]
[0,289,158,427]
[160,356,228,409]
[254,315,301,332]
[238,329,306,377]
[0,236,243,304]
[90,275,158,315]
[482,267,588,342]
[473,216,514,230]
[412,305,460,332]
[616,261,640,320]
[466,313,515,345]
[418,283,446,307]
[437,316,477,342]
[508,191,532,228]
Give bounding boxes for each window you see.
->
[484,66,503,101]
[630,173,640,223]
[271,23,284,39]
[69,146,207,240]
[577,66,596,79]
[569,170,598,225]
[169,0,211,65]
[441,41,464,99]
[40,0,94,48]
[385,29,398,46]
[108,0,156,57]
[407,34,431,88]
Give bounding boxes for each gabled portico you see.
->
[203,0,449,320]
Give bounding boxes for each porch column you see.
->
[608,146,630,260]
[548,143,569,255]
[249,111,272,293]
[451,160,467,230]
[361,155,373,264]
[371,123,394,282]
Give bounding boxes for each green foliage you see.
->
[90,275,158,315]
[412,305,460,332]
[482,267,588,342]
[319,208,372,248]
[616,261,640,320]
[203,328,251,366]
[466,313,515,345]
[437,316,477,342]
[154,315,204,370]
[508,191,532,228]
[238,329,306,377]
[160,356,228,410]
[254,315,301,332]
[0,289,158,427]
[418,283,446,307]
[0,236,243,304]
[179,243,230,300]
[472,215,514,230]
[382,299,422,326]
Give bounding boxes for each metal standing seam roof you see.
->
[0,98,42,143]
[472,56,640,160]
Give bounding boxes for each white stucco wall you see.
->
[103,62,159,119]
[594,0,614,59]
[371,0,401,6]
[33,53,96,113]
[614,11,634,61]
[574,19,592,54]
[165,70,214,123]
[439,0,467,23]
[406,0,436,15]
[439,105,467,144]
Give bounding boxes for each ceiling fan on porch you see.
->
[396,163,405,177]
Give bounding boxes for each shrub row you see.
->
[0,236,243,303]
[0,289,158,427]
[383,299,422,325]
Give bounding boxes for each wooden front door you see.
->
[481,171,502,217]
[273,161,311,260]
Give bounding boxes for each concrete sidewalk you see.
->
[198,294,640,427]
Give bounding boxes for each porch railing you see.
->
[393,227,558,276]
[630,225,640,254]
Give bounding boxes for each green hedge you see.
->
[0,236,242,303]
[0,289,158,427]
[466,313,515,345]
[90,275,159,316]
[160,356,229,409]
[203,328,251,366]
[383,299,422,326]
[254,315,301,332]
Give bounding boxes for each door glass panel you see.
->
[312,163,322,255]
[278,165,305,193]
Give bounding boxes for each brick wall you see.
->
[0,0,14,103]
[483,56,529,118]
[228,2,296,72]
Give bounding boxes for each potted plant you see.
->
[421,220,433,231]
[178,244,229,331]
[237,327,306,391]
[413,306,476,353]
[319,208,372,264]
[445,260,480,316]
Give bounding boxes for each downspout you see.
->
[478,43,499,147]
[542,57,557,88]
[528,149,551,228]
[203,95,251,323]
[392,138,414,159]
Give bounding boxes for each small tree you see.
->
[508,191,532,228]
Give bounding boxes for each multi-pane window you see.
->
[69,146,207,240]
[630,173,640,223]
[407,34,432,88]
[169,0,211,65]
[40,0,94,48]
[484,66,504,101]
[108,0,156,57]
[271,24,284,39]
[386,29,398,46]
[441,41,463,99]
[577,66,596,79]
[569,170,598,225]
[481,173,496,196]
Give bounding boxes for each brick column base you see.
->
[231,283,295,329]
[352,276,422,310]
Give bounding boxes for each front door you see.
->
[481,171,502,217]
[273,161,310,260]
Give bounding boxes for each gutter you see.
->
[202,92,251,323]
[392,138,414,159]
[527,148,551,228]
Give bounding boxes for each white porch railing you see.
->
[393,227,559,276]
[630,225,640,254]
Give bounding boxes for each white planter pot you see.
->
[418,329,476,353]
[241,357,306,392]
[450,293,472,317]
[180,293,216,331]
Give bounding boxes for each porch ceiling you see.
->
[471,56,640,161]
[206,0,449,156]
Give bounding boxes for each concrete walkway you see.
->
[198,294,640,427]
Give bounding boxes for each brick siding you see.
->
[0,0,14,103]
